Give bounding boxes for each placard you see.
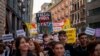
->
[2,34,14,42]
[85,27,95,36]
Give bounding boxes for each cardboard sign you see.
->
[53,21,64,32]
[85,27,95,36]
[36,12,53,34]
[66,28,76,43]
[53,27,62,32]
[16,29,26,37]
[2,34,14,42]
[30,28,37,35]
[62,18,71,30]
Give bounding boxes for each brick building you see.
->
[41,3,50,12]
[0,0,6,36]
[5,0,33,37]
[41,0,70,22]
[86,0,100,28]
[70,0,86,33]
[48,0,70,22]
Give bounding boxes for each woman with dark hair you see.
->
[0,43,5,56]
[28,38,44,56]
[15,36,34,56]
[87,41,100,56]
[9,41,16,56]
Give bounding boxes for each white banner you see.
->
[29,28,37,34]
[85,27,95,35]
[2,33,14,42]
[53,22,64,27]
[16,29,26,37]
[53,27,62,32]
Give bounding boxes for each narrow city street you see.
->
[0,0,100,56]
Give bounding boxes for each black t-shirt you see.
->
[64,44,75,56]
[74,45,89,56]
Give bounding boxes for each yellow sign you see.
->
[62,18,71,30]
[66,28,76,44]
[25,23,37,35]
[25,23,33,29]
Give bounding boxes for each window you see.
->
[82,8,85,15]
[77,2,79,10]
[87,0,92,3]
[87,11,89,16]
[74,4,77,10]
[89,7,100,16]
[87,0,97,3]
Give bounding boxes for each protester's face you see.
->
[12,43,16,50]
[44,37,51,44]
[28,39,35,50]
[75,39,80,45]
[53,44,65,56]
[94,44,100,56]
[19,38,29,51]
[90,37,96,43]
[59,34,66,42]
[76,39,80,44]
[0,44,4,54]
[79,35,88,46]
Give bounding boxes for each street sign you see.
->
[2,33,14,42]
[16,29,26,37]
[85,27,95,36]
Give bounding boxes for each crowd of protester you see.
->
[0,30,100,56]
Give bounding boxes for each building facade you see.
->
[47,0,70,22]
[6,0,33,37]
[41,3,50,12]
[70,0,86,33]
[86,0,100,28]
[29,0,34,22]
[0,0,6,36]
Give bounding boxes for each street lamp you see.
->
[21,0,24,3]
[18,0,26,13]
[18,2,22,7]
[18,0,26,29]
[22,7,26,13]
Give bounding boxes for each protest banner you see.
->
[66,28,76,43]
[36,12,53,34]
[16,29,26,37]
[85,27,95,36]
[62,18,71,30]
[2,33,14,42]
